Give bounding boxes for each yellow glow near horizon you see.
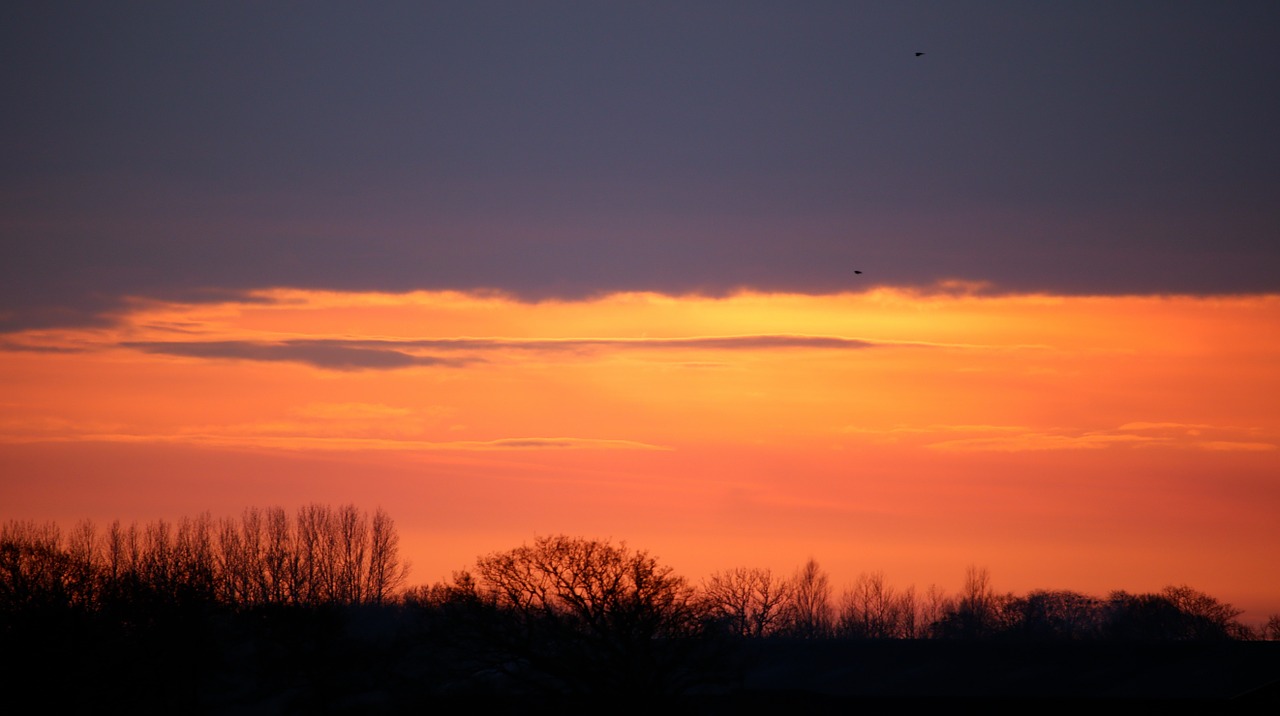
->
[2,288,1278,619]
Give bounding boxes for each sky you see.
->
[2,2,1279,621]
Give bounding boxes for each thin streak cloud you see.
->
[0,431,668,453]
[926,433,1156,452]
[117,334,895,371]
[923,426,1277,453]
[309,334,888,352]
[121,340,471,371]
[0,338,87,354]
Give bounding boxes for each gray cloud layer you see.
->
[121,334,884,370]
[3,3,1278,331]
[122,341,467,371]
[306,335,882,352]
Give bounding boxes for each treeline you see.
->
[4,510,1276,643]
[399,536,1278,693]
[692,562,1267,642]
[411,542,1276,645]
[1,504,409,614]
[5,513,1280,701]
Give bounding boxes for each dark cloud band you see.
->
[121,340,465,371]
[120,334,886,371]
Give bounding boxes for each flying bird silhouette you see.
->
[915,52,925,57]
[854,270,863,275]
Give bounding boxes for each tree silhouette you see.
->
[1262,614,1280,641]
[838,570,916,639]
[0,520,71,615]
[783,558,834,638]
[3,505,408,616]
[366,507,409,604]
[932,565,1007,639]
[700,566,792,638]
[5,512,1278,705]
[468,534,715,693]
[1004,589,1106,641]
[1105,586,1249,641]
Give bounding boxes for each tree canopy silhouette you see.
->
[459,534,715,693]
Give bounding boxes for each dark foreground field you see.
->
[4,609,1277,712]
[733,639,1280,702]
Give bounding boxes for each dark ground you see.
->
[4,609,1277,712]
[735,639,1280,700]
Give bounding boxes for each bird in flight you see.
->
[915,52,925,57]
[854,270,863,275]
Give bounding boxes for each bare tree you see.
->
[474,535,696,634]
[174,513,216,601]
[333,504,368,604]
[1,520,69,612]
[104,520,127,585]
[217,514,246,605]
[933,565,999,639]
[1262,614,1280,641]
[898,584,919,638]
[784,558,833,638]
[1007,589,1106,640]
[366,507,409,604]
[218,508,272,605]
[142,519,174,598]
[119,520,143,581]
[920,583,951,638]
[294,504,326,605]
[700,566,791,638]
[66,519,101,609]
[1161,584,1250,640]
[838,570,906,639]
[263,506,293,604]
[4,505,412,614]
[211,504,406,607]
[102,519,143,605]
[472,535,705,692]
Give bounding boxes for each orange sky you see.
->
[2,287,1278,621]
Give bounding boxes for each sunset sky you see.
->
[3,3,1278,621]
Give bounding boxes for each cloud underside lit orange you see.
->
[2,288,1278,619]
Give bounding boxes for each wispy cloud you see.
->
[115,334,896,371]
[1114,422,1277,451]
[841,424,1029,436]
[0,430,669,452]
[926,432,1156,452]
[121,340,471,371]
[923,424,1276,453]
[291,402,419,419]
[299,334,888,352]
[1196,441,1277,452]
[1116,421,1213,432]
[0,338,87,354]
[838,421,1276,453]
[470,437,668,450]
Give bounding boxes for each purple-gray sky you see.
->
[4,1,1278,330]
